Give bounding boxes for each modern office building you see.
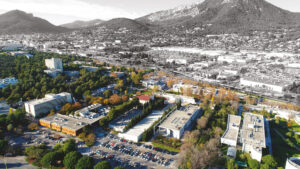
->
[221,115,241,147]
[157,105,200,139]
[240,113,266,162]
[45,58,63,71]
[25,92,72,117]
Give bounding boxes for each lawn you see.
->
[290,121,300,132]
[152,142,180,153]
[271,126,300,167]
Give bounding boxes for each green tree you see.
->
[63,151,82,169]
[0,139,8,155]
[24,145,48,161]
[63,139,76,154]
[104,90,112,98]
[94,161,111,169]
[261,155,277,168]
[75,156,94,169]
[114,167,125,169]
[248,159,260,169]
[7,124,13,131]
[226,159,238,169]
[41,152,60,168]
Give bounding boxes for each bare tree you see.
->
[197,117,208,129]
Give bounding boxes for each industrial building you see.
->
[240,113,266,162]
[221,115,241,147]
[157,105,200,139]
[240,75,291,93]
[286,157,300,169]
[39,113,102,136]
[25,92,72,117]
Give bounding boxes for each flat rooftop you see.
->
[241,113,266,148]
[159,105,199,131]
[27,97,56,106]
[222,115,241,141]
[109,108,141,131]
[119,105,170,138]
[241,75,292,87]
[75,103,102,114]
[40,113,103,131]
[26,93,70,106]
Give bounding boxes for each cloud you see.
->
[0,0,139,25]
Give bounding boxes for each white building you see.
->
[45,58,63,71]
[118,106,169,142]
[155,93,196,105]
[240,113,266,162]
[286,157,300,169]
[44,70,61,78]
[166,59,187,65]
[221,115,241,147]
[240,76,291,93]
[0,77,18,89]
[157,105,200,139]
[75,103,102,118]
[25,92,72,117]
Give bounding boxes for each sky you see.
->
[0,0,299,25]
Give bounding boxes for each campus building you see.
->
[240,113,266,162]
[25,93,72,117]
[157,105,200,139]
[45,58,63,71]
[221,115,241,147]
[118,106,169,142]
[39,113,103,136]
[286,157,300,169]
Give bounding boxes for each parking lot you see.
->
[11,126,178,169]
[11,127,74,149]
[81,133,178,169]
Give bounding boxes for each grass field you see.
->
[271,126,300,167]
[151,142,180,153]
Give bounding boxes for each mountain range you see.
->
[0,10,68,34]
[60,19,104,29]
[138,0,300,32]
[1,0,300,35]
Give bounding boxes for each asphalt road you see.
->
[0,156,36,169]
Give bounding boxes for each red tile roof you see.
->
[137,95,151,101]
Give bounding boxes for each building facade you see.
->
[286,157,300,169]
[25,92,72,117]
[157,105,200,139]
[45,58,63,71]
